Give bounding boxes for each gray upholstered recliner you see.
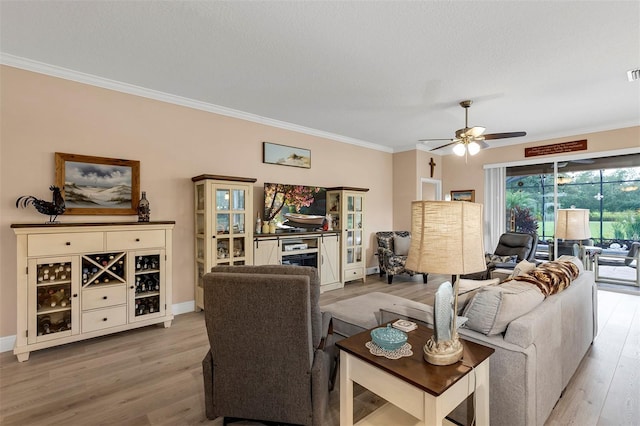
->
[463,232,539,280]
[375,231,428,284]
[202,265,335,426]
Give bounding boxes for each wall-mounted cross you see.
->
[429,157,436,178]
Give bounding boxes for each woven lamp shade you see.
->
[405,201,486,275]
[556,208,591,240]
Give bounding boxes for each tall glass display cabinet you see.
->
[192,175,256,310]
[326,187,369,284]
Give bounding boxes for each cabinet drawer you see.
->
[82,286,127,311]
[28,232,103,257]
[106,230,165,250]
[344,267,364,281]
[82,306,127,333]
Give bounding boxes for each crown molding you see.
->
[0,53,393,154]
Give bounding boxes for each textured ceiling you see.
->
[1,1,639,153]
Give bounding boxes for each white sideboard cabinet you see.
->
[11,222,175,362]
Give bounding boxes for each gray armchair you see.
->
[463,232,539,280]
[375,231,428,284]
[202,265,336,426]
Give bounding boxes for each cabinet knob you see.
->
[130,285,135,289]
[103,296,108,300]
[103,318,108,322]
[73,294,78,298]
[135,238,140,242]
[65,242,71,246]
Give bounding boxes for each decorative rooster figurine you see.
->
[16,186,66,223]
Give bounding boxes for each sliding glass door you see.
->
[505,153,640,276]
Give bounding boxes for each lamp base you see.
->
[423,334,463,366]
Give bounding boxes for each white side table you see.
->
[337,323,494,426]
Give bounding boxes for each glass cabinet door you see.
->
[131,252,163,319]
[29,256,78,344]
[345,193,364,266]
[213,184,249,265]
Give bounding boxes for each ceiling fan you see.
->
[419,100,527,158]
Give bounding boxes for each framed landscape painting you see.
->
[263,142,311,169]
[55,152,140,215]
[451,189,475,202]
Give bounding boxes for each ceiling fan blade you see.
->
[418,138,454,142]
[477,141,490,150]
[430,140,459,151]
[483,131,527,140]
[468,126,486,137]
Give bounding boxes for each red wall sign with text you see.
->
[525,140,588,158]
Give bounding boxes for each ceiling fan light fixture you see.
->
[453,143,466,156]
[467,141,481,155]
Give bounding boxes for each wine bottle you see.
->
[39,315,51,334]
[49,288,65,307]
[55,318,67,332]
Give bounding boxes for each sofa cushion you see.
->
[393,234,411,256]
[462,280,545,335]
[509,259,537,278]
[458,277,500,293]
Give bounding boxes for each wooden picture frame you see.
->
[55,152,140,215]
[263,142,311,169]
[450,189,475,202]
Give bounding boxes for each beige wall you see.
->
[392,149,444,230]
[392,150,416,230]
[2,64,637,341]
[441,127,640,204]
[0,66,393,338]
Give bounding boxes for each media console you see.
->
[253,231,342,292]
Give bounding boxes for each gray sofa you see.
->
[323,257,597,426]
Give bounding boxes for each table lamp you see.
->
[556,208,591,259]
[405,201,486,365]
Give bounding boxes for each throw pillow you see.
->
[462,280,545,335]
[557,255,585,274]
[458,278,500,294]
[509,259,537,278]
[394,235,411,256]
[485,253,518,264]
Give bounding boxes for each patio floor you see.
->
[595,264,640,294]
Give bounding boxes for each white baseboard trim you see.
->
[366,266,380,275]
[0,300,198,354]
[0,335,16,353]
[173,300,196,315]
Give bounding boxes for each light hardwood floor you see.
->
[1,274,638,426]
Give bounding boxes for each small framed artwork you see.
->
[263,142,311,169]
[450,189,475,202]
[55,152,140,215]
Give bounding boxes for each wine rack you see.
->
[35,261,73,336]
[82,252,126,287]
[133,254,161,317]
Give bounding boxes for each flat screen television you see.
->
[264,182,326,230]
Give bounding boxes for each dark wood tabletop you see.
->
[336,322,494,397]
